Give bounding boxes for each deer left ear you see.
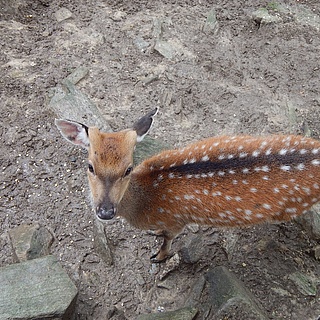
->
[132,108,158,142]
[55,119,90,149]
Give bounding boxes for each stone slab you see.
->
[0,255,78,320]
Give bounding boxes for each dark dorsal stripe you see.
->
[165,152,317,176]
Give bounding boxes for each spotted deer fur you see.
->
[55,109,320,262]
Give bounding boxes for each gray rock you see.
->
[296,203,320,239]
[93,219,113,266]
[136,306,198,320]
[55,7,73,22]
[0,255,78,320]
[288,271,318,296]
[184,276,206,307]
[179,234,204,264]
[251,8,282,25]
[202,8,219,34]
[205,266,269,320]
[49,80,112,132]
[158,253,180,281]
[8,223,54,262]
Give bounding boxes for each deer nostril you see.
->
[96,206,116,221]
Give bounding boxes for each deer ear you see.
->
[132,108,158,142]
[55,119,90,149]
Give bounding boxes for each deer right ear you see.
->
[132,108,158,142]
[55,119,90,149]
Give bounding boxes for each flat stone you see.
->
[0,255,78,320]
[136,306,198,320]
[205,266,269,320]
[55,7,73,22]
[179,234,204,264]
[8,223,54,262]
[296,203,320,239]
[93,219,113,266]
[251,8,282,24]
[158,253,180,281]
[288,271,317,296]
[202,8,219,34]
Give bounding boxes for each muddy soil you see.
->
[1,0,320,319]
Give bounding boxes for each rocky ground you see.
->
[1,0,320,319]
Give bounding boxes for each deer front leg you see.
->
[150,230,176,263]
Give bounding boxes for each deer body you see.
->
[56,109,320,262]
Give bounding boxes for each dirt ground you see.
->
[1,0,320,319]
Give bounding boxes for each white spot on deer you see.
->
[239,152,248,158]
[158,208,165,213]
[242,168,250,174]
[219,212,226,218]
[312,148,319,154]
[190,158,196,164]
[245,209,252,215]
[202,155,209,161]
[299,149,307,155]
[203,189,209,195]
[232,180,238,185]
[218,154,225,160]
[256,213,264,218]
[213,142,220,147]
[212,191,222,197]
[250,188,257,193]
[281,184,288,189]
[242,180,248,185]
[227,154,234,159]
[312,198,319,203]
[311,159,320,166]
[229,169,236,174]
[260,141,268,147]
[201,173,208,178]
[225,196,232,201]
[278,201,285,206]
[183,159,189,165]
[280,165,291,171]
[175,196,181,201]
[302,202,310,207]
[234,196,242,202]
[263,203,272,210]
[238,145,244,150]
[168,173,175,178]
[302,187,311,195]
[186,174,193,179]
[262,176,269,180]
[218,171,225,176]
[296,163,305,171]
[313,183,319,189]
[265,148,272,156]
[208,172,214,177]
[279,149,287,155]
[274,187,280,193]
[169,162,177,168]
[252,150,260,157]
[285,208,297,214]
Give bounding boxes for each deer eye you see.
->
[88,163,95,174]
[124,166,133,177]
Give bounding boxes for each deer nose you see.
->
[96,205,116,221]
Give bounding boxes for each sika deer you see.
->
[55,109,320,262]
